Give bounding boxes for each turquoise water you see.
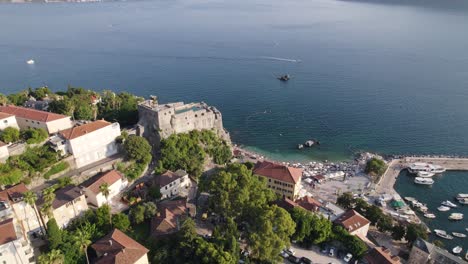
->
[395,170,468,252]
[1,0,468,161]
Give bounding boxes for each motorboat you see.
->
[452,232,466,238]
[434,229,454,240]
[442,200,458,208]
[417,171,435,178]
[453,246,463,254]
[407,163,445,174]
[437,206,450,212]
[459,198,468,205]
[449,213,464,221]
[277,74,290,81]
[419,205,429,213]
[414,177,434,185]
[432,165,446,174]
[26,59,35,65]
[457,194,468,199]
[424,213,436,219]
[297,144,304,149]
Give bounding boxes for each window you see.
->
[3,120,7,124]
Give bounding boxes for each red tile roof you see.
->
[91,229,149,264]
[0,218,17,245]
[59,120,111,140]
[365,247,401,264]
[0,105,68,122]
[253,161,302,184]
[0,183,29,204]
[0,112,14,120]
[85,170,123,195]
[334,209,370,233]
[151,199,189,237]
[297,196,322,212]
[154,170,187,188]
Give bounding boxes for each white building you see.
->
[154,170,191,199]
[40,186,88,229]
[0,105,73,134]
[83,170,128,207]
[0,112,19,130]
[58,120,121,168]
[334,209,371,238]
[0,218,34,264]
[0,141,8,162]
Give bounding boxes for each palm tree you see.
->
[99,183,112,226]
[38,249,64,264]
[41,187,56,219]
[74,229,91,264]
[24,190,46,234]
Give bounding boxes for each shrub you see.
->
[44,162,69,179]
[21,128,48,144]
[0,127,20,143]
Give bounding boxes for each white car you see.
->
[344,253,353,262]
[285,248,296,256]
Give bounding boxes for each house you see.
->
[319,201,345,221]
[151,199,194,237]
[83,170,128,207]
[154,170,190,199]
[408,238,468,264]
[91,228,149,264]
[365,247,401,264]
[39,186,88,228]
[253,161,302,200]
[0,112,19,130]
[58,120,121,168]
[0,218,34,264]
[296,196,322,212]
[23,98,52,111]
[0,105,73,134]
[0,183,42,235]
[334,209,370,238]
[0,140,9,162]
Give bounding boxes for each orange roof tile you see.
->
[151,199,189,237]
[0,218,17,245]
[297,196,322,212]
[334,209,370,233]
[59,120,111,140]
[0,105,68,122]
[253,161,302,184]
[365,247,401,264]
[0,183,29,204]
[85,170,123,195]
[0,112,14,120]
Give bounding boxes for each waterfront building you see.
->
[83,170,128,207]
[57,120,121,168]
[0,218,34,264]
[365,246,401,264]
[334,209,370,238]
[408,238,468,264]
[154,169,191,199]
[0,112,19,130]
[39,186,88,229]
[91,228,149,264]
[0,105,72,134]
[0,141,8,162]
[253,161,302,200]
[137,97,228,146]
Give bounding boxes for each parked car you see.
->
[329,247,336,257]
[285,248,296,256]
[280,251,289,258]
[344,253,353,262]
[300,257,313,264]
[287,255,300,263]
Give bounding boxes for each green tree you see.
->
[21,128,48,144]
[365,158,387,177]
[38,249,64,264]
[129,204,146,224]
[0,93,9,105]
[24,190,45,233]
[112,213,130,232]
[405,223,428,244]
[124,135,152,163]
[41,186,56,218]
[57,176,73,188]
[376,214,393,232]
[0,127,20,143]
[73,228,92,264]
[143,201,157,219]
[290,207,332,246]
[95,205,112,232]
[391,224,406,241]
[46,219,62,249]
[336,192,355,209]
[74,102,94,120]
[7,90,28,105]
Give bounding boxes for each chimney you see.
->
[108,240,113,246]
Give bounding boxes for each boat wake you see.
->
[258,56,301,63]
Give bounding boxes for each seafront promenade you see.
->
[376,156,468,195]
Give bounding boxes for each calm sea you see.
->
[1,0,468,161]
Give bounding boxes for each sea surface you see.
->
[1,0,468,161]
[395,171,468,253]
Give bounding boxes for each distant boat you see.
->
[277,74,290,81]
[452,232,466,238]
[417,171,435,178]
[424,213,436,219]
[26,59,35,65]
[414,177,434,185]
[437,205,450,212]
[434,229,454,240]
[449,213,464,221]
[453,246,463,254]
[442,200,458,208]
[457,194,468,199]
[458,198,468,205]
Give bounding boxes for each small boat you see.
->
[404,197,417,202]
[452,232,467,238]
[297,144,304,149]
[417,171,435,178]
[414,177,434,185]
[449,213,464,220]
[419,205,429,213]
[442,200,458,208]
[304,140,314,147]
[458,198,468,205]
[424,213,436,219]
[277,74,290,81]
[26,59,35,65]
[437,206,450,211]
[457,194,468,199]
[453,246,463,254]
[434,229,454,240]
[432,165,446,174]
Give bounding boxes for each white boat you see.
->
[26,59,35,65]
[419,205,429,213]
[458,198,468,205]
[424,213,436,219]
[437,206,451,211]
[452,232,466,238]
[449,213,464,220]
[432,165,446,174]
[407,163,446,174]
[404,197,417,202]
[442,200,458,208]
[414,177,434,185]
[453,246,463,254]
[434,229,454,240]
[457,194,468,199]
[417,171,435,178]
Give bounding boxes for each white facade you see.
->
[14,115,72,134]
[0,144,8,162]
[42,195,88,229]
[133,254,150,264]
[350,223,370,237]
[0,115,19,130]
[10,201,42,235]
[159,172,191,199]
[66,123,121,168]
[85,178,128,207]
[0,220,34,264]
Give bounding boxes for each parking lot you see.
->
[282,244,347,264]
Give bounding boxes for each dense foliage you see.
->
[124,135,152,164]
[21,128,48,144]
[405,223,428,244]
[365,157,387,177]
[43,161,70,179]
[331,226,368,258]
[0,127,20,143]
[155,130,231,179]
[129,202,157,224]
[289,207,332,246]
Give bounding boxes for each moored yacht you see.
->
[453,246,463,254]
[417,171,435,178]
[437,205,450,211]
[434,229,454,240]
[407,162,446,174]
[442,200,458,208]
[457,194,468,199]
[452,232,466,238]
[424,213,436,219]
[414,177,434,185]
[449,213,464,221]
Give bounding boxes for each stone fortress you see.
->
[137,96,230,147]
